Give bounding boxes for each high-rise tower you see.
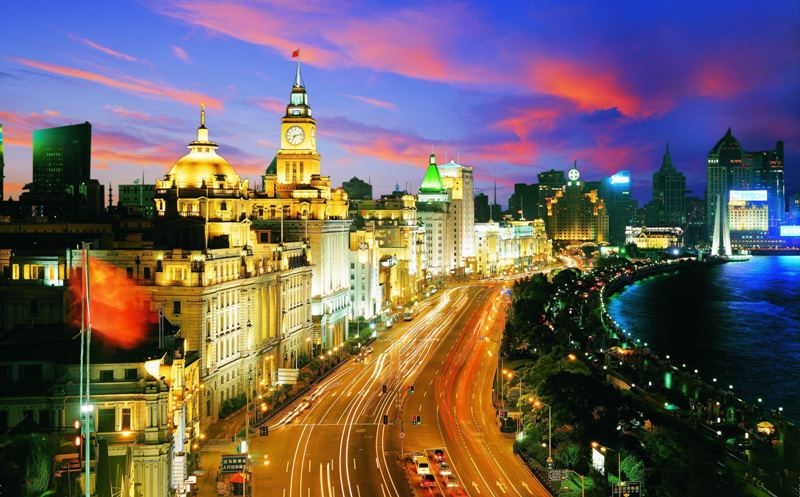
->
[274,58,320,185]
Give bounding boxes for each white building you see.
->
[438,159,474,273]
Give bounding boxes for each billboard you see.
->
[780,226,800,237]
[729,190,767,202]
[610,171,630,184]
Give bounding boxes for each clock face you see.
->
[286,126,305,146]
[568,168,580,181]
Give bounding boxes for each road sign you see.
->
[612,481,641,497]
[220,454,248,473]
[399,432,405,439]
[547,469,568,481]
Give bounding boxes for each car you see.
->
[420,474,436,488]
[438,462,452,476]
[432,449,445,461]
[413,455,431,475]
[445,475,459,488]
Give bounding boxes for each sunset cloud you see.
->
[73,36,138,62]
[15,59,223,109]
[171,45,191,63]
[345,94,396,111]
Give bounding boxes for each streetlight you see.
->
[532,399,553,467]
[591,441,621,496]
[567,469,585,497]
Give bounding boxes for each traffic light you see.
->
[383,414,389,425]
[408,385,415,394]
[382,384,387,393]
[417,415,421,425]
[73,419,82,455]
[259,425,269,437]
[411,415,422,425]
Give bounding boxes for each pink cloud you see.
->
[171,45,192,63]
[104,105,151,120]
[524,58,645,117]
[16,58,223,109]
[74,36,138,62]
[345,94,396,111]
[0,110,65,146]
[254,98,286,114]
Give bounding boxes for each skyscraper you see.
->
[474,193,490,223]
[418,153,452,277]
[438,159,475,272]
[706,128,784,240]
[598,170,634,245]
[546,166,608,243]
[32,122,91,196]
[537,169,566,225]
[508,183,538,220]
[649,143,686,227]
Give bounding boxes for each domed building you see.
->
[154,105,250,250]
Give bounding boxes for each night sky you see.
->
[1,1,798,205]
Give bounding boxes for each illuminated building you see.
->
[353,187,424,307]
[625,226,682,250]
[417,153,453,278]
[474,219,551,276]
[599,170,634,245]
[250,59,350,351]
[342,176,373,200]
[647,143,686,227]
[537,170,566,227]
[438,159,475,272]
[0,322,182,496]
[728,190,769,250]
[706,128,784,240]
[348,227,383,321]
[788,192,800,223]
[546,166,608,243]
[148,108,313,428]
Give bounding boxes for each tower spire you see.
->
[200,102,206,127]
[294,51,303,88]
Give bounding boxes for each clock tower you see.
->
[275,58,320,185]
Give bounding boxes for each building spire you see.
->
[200,102,206,127]
[294,52,303,88]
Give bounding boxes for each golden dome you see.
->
[166,148,240,188]
[163,104,241,188]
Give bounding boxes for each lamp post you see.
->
[567,469,585,497]
[532,399,553,467]
[591,441,621,496]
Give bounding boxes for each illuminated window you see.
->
[12,264,19,280]
[23,264,30,279]
[120,408,132,431]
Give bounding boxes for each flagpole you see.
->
[82,242,93,497]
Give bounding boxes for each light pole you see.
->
[591,441,621,496]
[532,399,553,467]
[567,469,585,497]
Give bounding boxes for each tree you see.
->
[552,268,579,289]
[557,443,581,469]
[620,454,645,483]
[23,437,51,497]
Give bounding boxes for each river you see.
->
[607,256,800,422]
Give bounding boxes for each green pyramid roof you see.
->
[419,155,444,193]
[265,156,277,175]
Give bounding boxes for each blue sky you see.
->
[1,0,798,205]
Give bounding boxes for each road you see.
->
[198,283,550,497]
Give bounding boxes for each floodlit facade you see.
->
[625,226,682,249]
[473,219,551,276]
[251,60,351,351]
[438,159,474,272]
[417,154,453,278]
[546,167,609,244]
[348,227,383,321]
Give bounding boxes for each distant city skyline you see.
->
[1,1,798,204]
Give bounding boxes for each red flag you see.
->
[292,49,300,58]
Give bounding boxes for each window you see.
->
[143,267,151,280]
[19,364,42,381]
[38,409,51,428]
[126,267,133,279]
[120,408,132,431]
[124,368,138,381]
[173,301,182,315]
[0,411,7,431]
[0,366,11,382]
[30,301,38,316]
[99,370,114,382]
[97,408,115,432]
[11,264,19,280]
